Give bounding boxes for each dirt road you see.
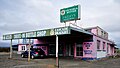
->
[0,53,120,68]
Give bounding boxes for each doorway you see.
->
[65,44,74,56]
[48,44,64,56]
[76,44,83,56]
[69,44,74,56]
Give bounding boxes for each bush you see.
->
[114,54,120,58]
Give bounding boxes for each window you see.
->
[101,31,103,36]
[103,42,105,50]
[22,46,26,51]
[104,33,106,38]
[104,32,108,39]
[97,40,100,50]
[107,43,109,53]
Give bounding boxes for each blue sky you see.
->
[0,0,120,47]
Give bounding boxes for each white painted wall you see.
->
[17,44,27,54]
[97,51,107,58]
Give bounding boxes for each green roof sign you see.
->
[60,5,81,22]
[13,33,22,39]
[3,26,70,40]
[26,31,36,38]
[3,34,12,40]
[37,30,50,37]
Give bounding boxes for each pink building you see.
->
[83,26,115,59]
[16,26,115,60]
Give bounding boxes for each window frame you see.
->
[97,40,101,50]
[21,46,26,51]
[103,42,105,51]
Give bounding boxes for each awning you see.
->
[3,26,92,40]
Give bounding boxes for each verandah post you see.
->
[10,39,12,59]
[28,39,31,61]
[56,35,59,67]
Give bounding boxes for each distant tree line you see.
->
[0,47,10,52]
[118,50,120,53]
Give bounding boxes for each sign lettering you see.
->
[26,31,36,38]
[13,33,21,39]
[37,30,47,37]
[55,27,68,35]
[3,26,70,40]
[84,50,92,54]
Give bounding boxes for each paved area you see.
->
[0,52,120,68]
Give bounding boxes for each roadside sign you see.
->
[60,5,81,22]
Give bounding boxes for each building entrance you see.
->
[48,44,64,56]
[65,44,74,56]
[76,44,83,56]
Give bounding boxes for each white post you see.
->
[56,35,59,67]
[28,39,31,61]
[18,39,20,44]
[10,39,12,59]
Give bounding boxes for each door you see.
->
[48,44,64,56]
[76,44,83,56]
[48,44,56,55]
[69,44,74,56]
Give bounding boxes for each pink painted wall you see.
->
[107,44,111,55]
[107,44,114,56]
[33,39,46,44]
[83,42,96,58]
[33,39,48,55]
[112,47,115,55]
[93,35,115,56]
[18,44,28,51]
[91,28,97,35]
[74,43,76,58]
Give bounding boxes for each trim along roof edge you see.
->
[69,26,93,35]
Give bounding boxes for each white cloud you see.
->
[0,0,120,47]
[0,0,58,32]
